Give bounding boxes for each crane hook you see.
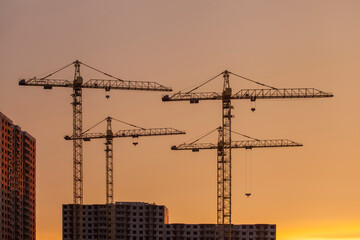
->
[105,86,110,99]
[132,136,139,146]
[250,96,256,112]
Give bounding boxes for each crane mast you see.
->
[105,117,114,205]
[172,138,303,150]
[219,71,232,238]
[72,60,84,240]
[105,117,114,240]
[162,70,333,240]
[19,60,172,240]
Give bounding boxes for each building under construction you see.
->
[62,202,276,240]
[0,112,36,240]
[18,62,332,240]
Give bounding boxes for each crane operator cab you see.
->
[222,87,232,99]
[73,76,83,88]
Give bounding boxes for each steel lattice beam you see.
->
[105,118,114,240]
[162,88,333,102]
[65,128,185,140]
[19,78,172,92]
[171,139,302,150]
[72,61,83,240]
[217,71,232,239]
[105,118,114,205]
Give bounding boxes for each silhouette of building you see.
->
[0,112,36,240]
[62,202,276,240]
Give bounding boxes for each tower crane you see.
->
[171,126,303,239]
[19,60,172,240]
[65,116,185,240]
[162,70,333,240]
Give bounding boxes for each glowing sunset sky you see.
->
[0,1,359,240]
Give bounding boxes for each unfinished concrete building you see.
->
[63,202,276,240]
[0,112,36,240]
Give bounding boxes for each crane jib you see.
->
[161,88,333,102]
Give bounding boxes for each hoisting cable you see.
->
[80,62,125,82]
[39,62,75,80]
[82,117,146,136]
[245,148,248,194]
[82,118,108,134]
[245,148,253,197]
[111,117,146,130]
[187,127,221,145]
[185,72,223,94]
[229,71,278,90]
[231,130,261,141]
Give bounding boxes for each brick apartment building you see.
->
[0,112,36,240]
[63,202,276,240]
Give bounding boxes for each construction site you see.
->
[17,60,333,240]
[3,2,359,240]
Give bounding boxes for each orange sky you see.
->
[0,1,359,240]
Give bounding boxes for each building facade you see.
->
[0,112,36,240]
[63,202,276,240]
